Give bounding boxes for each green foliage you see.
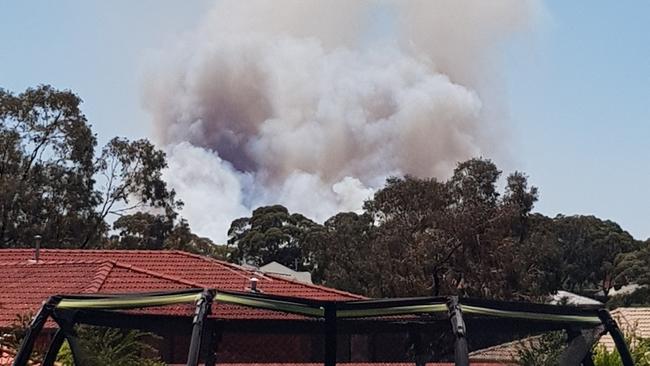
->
[614,241,650,293]
[607,287,650,308]
[0,85,98,248]
[593,332,650,366]
[228,205,318,268]
[547,215,639,298]
[232,159,552,299]
[305,212,377,295]
[0,85,209,251]
[332,159,549,299]
[56,326,165,366]
[163,218,232,259]
[516,331,567,366]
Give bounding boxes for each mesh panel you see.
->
[213,314,456,364]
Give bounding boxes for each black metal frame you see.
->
[12,296,60,366]
[186,289,214,366]
[447,296,469,366]
[12,289,636,366]
[598,309,635,366]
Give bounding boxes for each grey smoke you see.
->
[142,0,541,243]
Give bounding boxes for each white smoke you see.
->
[143,0,541,243]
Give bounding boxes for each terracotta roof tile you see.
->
[0,249,364,327]
[469,338,524,363]
[0,261,104,326]
[599,307,650,350]
[0,249,363,300]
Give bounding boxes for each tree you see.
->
[307,159,550,299]
[227,205,317,268]
[164,218,232,259]
[305,212,377,295]
[363,175,455,297]
[89,137,182,248]
[108,214,230,258]
[503,171,539,242]
[548,215,638,298]
[0,85,98,247]
[0,85,188,249]
[109,212,173,250]
[228,159,556,299]
[613,239,650,297]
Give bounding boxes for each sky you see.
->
[1,1,648,240]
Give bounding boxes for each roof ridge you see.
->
[468,338,523,355]
[110,261,206,289]
[263,272,366,299]
[170,250,254,280]
[0,249,365,299]
[83,261,116,293]
[1,249,149,253]
[0,259,112,266]
[614,307,650,311]
[172,250,365,299]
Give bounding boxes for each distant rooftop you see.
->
[259,261,313,284]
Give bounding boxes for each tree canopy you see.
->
[226,159,644,302]
[0,85,217,256]
[228,205,317,268]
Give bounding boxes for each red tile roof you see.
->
[468,338,523,364]
[599,307,650,350]
[0,249,363,328]
[0,249,361,299]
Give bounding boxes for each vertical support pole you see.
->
[324,304,337,366]
[41,329,65,366]
[204,322,221,366]
[13,297,59,366]
[446,297,469,366]
[597,309,635,366]
[186,290,214,366]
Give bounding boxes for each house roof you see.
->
[0,249,363,328]
[259,261,313,284]
[0,249,361,299]
[600,307,650,350]
[549,290,602,306]
[468,339,522,364]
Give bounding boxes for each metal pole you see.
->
[597,309,635,366]
[41,329,65,366]
[204,323,221,366]
[446,297,469,366]
[12,297,59,366]
[186,290,214,366]
[324,304,337,366]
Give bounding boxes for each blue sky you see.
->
[1,1,648,240]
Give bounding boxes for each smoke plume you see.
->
[143,0,541,243]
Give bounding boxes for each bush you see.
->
[56,326,165,366]
[593,333,650,366]
[516,331,567,366]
